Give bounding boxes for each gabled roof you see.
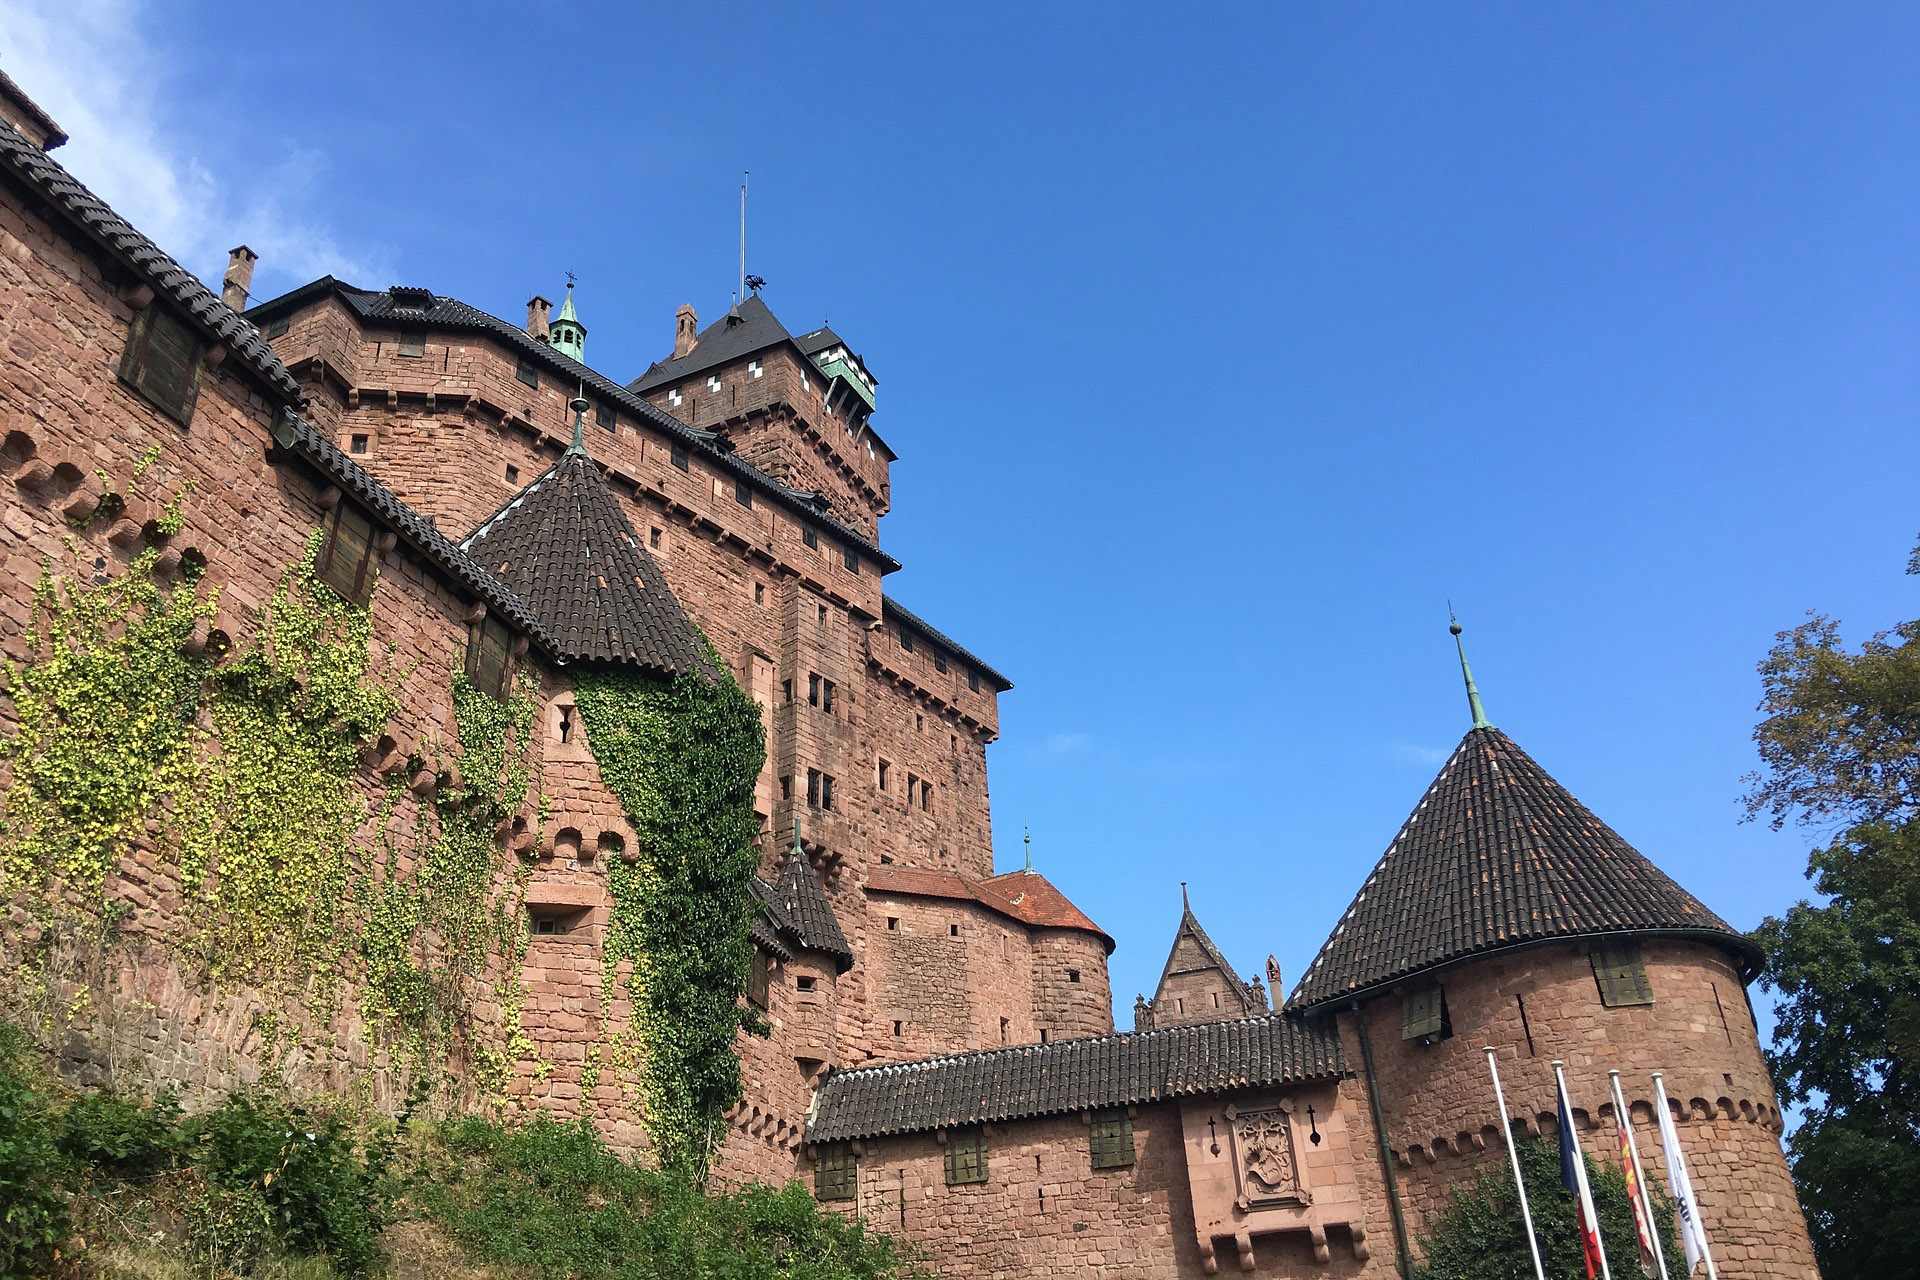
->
[0,117,300,402]
[1289,725,1762,1011]
[459,445,707,675]
[1158,902,1259,1011]
[630,295,791,392]
[806,1013,1344,1142]
[865,865,1113,953]
[245,281,900,574]
[774,844,853,969]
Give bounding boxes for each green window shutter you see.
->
[1089,1108,1135,1170]
[814,1142,856,1201]
[944,1126,987,1185]
[1402,987,1445,1039]
[1592,943,1654,1007]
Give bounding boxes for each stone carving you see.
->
[1226,1105,1308,1209]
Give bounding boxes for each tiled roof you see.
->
[1289,726,1762,1010]
[630,295,792,392]
[774,845,853,969]
[460,447,707,676]
[245,281,899,574]
[273,413,549,645]
[806,1014,1345,1142]
[793,324,848,358]
[745,879,796,963]
[0,117,302,402]
[0,69,67,148]
[882,598,1012,692]
[1159,905,1259,1011]
[865,865,1112,953]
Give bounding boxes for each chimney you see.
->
[220,246,258,312]
[526,295,552,342]
[674,303,698,359]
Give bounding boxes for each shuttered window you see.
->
[315,501,378,606]
[944,1126,987,1185]
[515,357,539,388]
[464,613,515,699]
[118,306,204,425]
[815,1142,856,1201]
[1592,942,1655,1007]
[1402,987,1448,1041]
[746,949,771,1010]
[1089,1108,1135,1170]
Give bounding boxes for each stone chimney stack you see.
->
[526,295,552,342]
[220,246,258,312]
[674,303,698,359]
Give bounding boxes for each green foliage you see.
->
[571,657,765,1179]
[409,1112,927,1280]
[57,1087,181,1176]
[0,1024,72,1278]
[1745,546,1920,1278]
[1413,1135,1683,1280]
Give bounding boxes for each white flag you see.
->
[1652,1078,1714,1276]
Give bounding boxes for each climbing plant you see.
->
[571,653,765,1178]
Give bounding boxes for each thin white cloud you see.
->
[1391,742,1449,766]
[0,0,391,297]
[1028,731,1094,763]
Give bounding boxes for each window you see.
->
[465,613,516,699]
[748,359,763,379]
[945,1127,987,1185]
[782,679,793,704]
[919,781,933,813]
[707,375,722,393]
[505,464,519,485]
[815,1142,856,1201]
[596,403,616,430]
[906,773,918,806]
[734,478,753,508]
[1402,987,1452,1042]
[877,759,890,791]
[119,306,204,425]
[754,582,764,605]
[1040,1029,1048,1043]
[1090,1109,1135,1170]
[999,1017,1009,1042]
[670,441,689,471]
[780,775,792,800]
[1592,943,1654,1008]
[807,770,821,807]
[817,603,828,626]
[557,705,574,743]
[968,670,981,692]
[515,357,539,388]
[822,774,835,811]
[349,433,369,455]
[915,714,924,733]
[934,652,949,674]
[892,1019,903,1036]
[796,975,817,993]
[843,547,860,574]
[747,949,771,1009]
[802,525,818,549]
[900,631,915,653]
[822,681,836,715]
[396,339,424,358]
[532,916,560,936]
[886,917,899,931]
[265,317,290,339]
[808,673,822,707]
[667,387,682,407]
[949,924,960,937]
[316,501,378,606]
[1068,969,1081,984]
[650,527,662,549]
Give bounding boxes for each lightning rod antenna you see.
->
[738,171,748,314]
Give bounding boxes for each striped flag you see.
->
[1556,1064,1611,1280]
[1614,1099,1660,1276]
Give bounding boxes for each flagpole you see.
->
[1610,1069,1669,1280]
[1651,1072,1718,1280]
[1485,1047,1549,1280]
[1554,1061,1614,1280]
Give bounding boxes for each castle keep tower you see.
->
[1288,626,1819,1278]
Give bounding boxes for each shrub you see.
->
[58,1087,182,1177]
[0,1023,72,1279]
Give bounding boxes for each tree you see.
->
[1745,552,1920,1279]
[1414,1135,1683,1280]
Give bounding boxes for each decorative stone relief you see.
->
[1225,1104,1309,1211]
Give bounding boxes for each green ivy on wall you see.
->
[571,655,765,1179]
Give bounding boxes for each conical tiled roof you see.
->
[1289,726,1759,1010]
[460,451,707,674]
[774,843,852,970]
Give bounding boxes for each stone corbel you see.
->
[1308,1223,1328,1264]
[120,281,154,311]
[201,344,227,371]
[316,485,342,511]
[374,530,398,554]
[461,601,487,625]
[1234,1230,1254,1272]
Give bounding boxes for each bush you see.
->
[0,1023,73,1279]
[185,1091,384,1276]
[58,1087,182,1176]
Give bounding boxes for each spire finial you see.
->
[567,384,590,455]
[1023,826,1032,873]
[791,815,803,858]
[1448,604,1493,730]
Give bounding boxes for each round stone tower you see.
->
[1287,627,1819,1279]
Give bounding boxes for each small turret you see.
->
[550,282,585,363]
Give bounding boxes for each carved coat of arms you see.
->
[1226,1106,1308,1209]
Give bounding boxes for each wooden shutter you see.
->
[1089,1108,1135,1170]
[944,1127,987,1185]
[1592,943,1655,1007]
[1402,988,1445,1040]
[814,1142,856,1201]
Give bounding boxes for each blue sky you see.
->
[5,3,1916,1032]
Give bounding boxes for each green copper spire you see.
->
[1023,826,1032,873]
[567,388,590,456]
[791,816,804,858]
[550,279,586,362]
[1449,609,1493,730]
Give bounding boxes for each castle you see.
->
[0,75,1818,1276]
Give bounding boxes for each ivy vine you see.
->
[571,655,765,1179]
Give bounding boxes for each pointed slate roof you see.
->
[1157,901,1259,1011]
[630,294,791,392]
[773,842,853,970]
[460,448,707,675]
[1289,726,1761,1010]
